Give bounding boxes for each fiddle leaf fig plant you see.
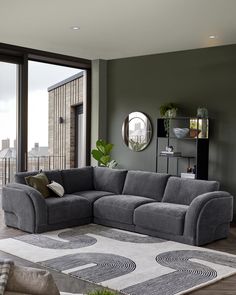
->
[91,139,118,168]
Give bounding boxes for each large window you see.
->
[28,61,84,171]
[0,43,91,184]
[0,62,17,186]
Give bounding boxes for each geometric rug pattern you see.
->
[0,224,236,295]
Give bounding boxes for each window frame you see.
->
[0,42,91,171]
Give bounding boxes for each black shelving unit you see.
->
[155,117,209,180]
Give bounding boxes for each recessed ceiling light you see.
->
[71,26,80,30]
[209,35,217,39]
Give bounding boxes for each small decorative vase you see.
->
[197,107,208,118]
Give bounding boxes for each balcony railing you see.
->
[0,156,66,187]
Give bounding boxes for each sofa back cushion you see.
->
[162,176,220,205]
[15,170,63,186]
[44,170,64,186]
[93,167,127,194]
[122,170,170,201]
[15,171,38,184]
[61,167,94,194]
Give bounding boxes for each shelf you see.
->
[156,117,209,179]
[157,117,209,120]
[160,154,195,159]
[157,136,208,140]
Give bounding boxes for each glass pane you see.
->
[28,61,84,171]
[0,62,17,187]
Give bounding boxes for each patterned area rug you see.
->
[0,224,236,295]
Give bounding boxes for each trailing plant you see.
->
[91,139,118,168]
[159,103,178,136]
[159,103,178,118]
[88,290,118,295]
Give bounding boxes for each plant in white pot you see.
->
[159,103,178,136]
[91,139,118,168]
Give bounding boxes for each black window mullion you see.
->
[16,54,28,172]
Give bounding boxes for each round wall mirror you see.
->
[122,111,152,152]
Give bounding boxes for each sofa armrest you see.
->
[2,183,48,233]
[184,191,233,245]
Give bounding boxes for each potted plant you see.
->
[159,103,178,136]
[159,103,178,118]
[91,139,118,168]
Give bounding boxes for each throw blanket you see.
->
[0,259,14,295]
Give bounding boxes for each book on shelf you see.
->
[160,151,182,156]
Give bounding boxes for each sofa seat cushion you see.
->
[134,202,189,235]
[122,170,170,201]
[94,195,154,225]
[93,167,127,194]
[45,194,92,225]
[74,190,114,203]
[162,177,220,205]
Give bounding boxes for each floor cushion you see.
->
[45,195,92,225]
[94,195,154,225]
[74,190,114,203]
[6,265,60,295]
[134,202,189,235]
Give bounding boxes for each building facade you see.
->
[48,72,85,169]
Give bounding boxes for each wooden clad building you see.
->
[48,72,85,169]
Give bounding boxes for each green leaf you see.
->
[96,139,106,154]
[105,143,113,154]
[91,149,103,162]
[100,155,111,166]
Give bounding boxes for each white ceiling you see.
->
[0,0,235,60]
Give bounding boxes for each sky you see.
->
[0,61,81,150]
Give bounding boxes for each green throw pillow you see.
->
[25,172,50,198]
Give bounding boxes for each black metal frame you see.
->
[0,42,91,172]
[156,117,209,180]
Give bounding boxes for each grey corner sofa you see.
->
[2,166,234,246]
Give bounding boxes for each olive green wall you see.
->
[107,44,236,214]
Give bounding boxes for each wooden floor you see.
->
[0,207,236,294]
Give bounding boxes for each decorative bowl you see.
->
[173,128,189,139]
[189,128,201,138]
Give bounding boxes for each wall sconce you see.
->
[59,117,64,124]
